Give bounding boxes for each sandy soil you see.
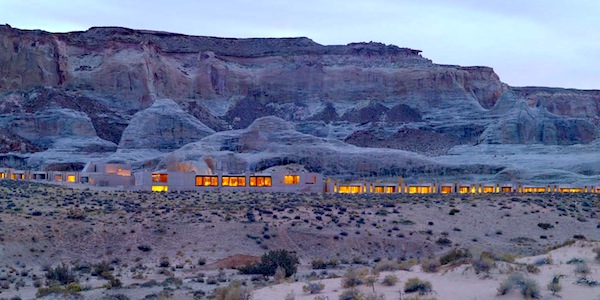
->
[0,180,599,299]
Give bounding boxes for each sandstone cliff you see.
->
[0,25,599,182]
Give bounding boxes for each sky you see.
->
[1,0,599,89]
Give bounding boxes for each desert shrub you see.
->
[92,261,114,279]
[284,290,295,300]
[338,288,364,300]
[302,282,325,294]
[238,249,299,277]
[364,293,385,300]
[311,258,339,269]
[381,274,398,286]
[520,278,540,299]
[213,280,252,300]
[439,248,471,265]
[373,259,400,272]
[472,254,495,274]
[341,268,368,288]
[497,272,539,298]
[547,276,562,295]
[198,257,207,266]
[498,273,525,295]
[574,261,591,278]
[594,248,600,261]
[420,259,440,273]
[435,237,452,246]
[36,282,82,298]
[526,264,540,274]
[404,277,432,295]
[537,223,554,230]
[45,264,77,286]
[566,257,584,264]
[159,256,170,268]
[137,245,152,252]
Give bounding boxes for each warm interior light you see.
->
[152,185,168,192]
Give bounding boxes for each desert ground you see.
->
[1,180,600,299]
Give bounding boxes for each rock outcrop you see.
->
[118,99,215,150]
[0,107,116,152]
[0,25,598,182]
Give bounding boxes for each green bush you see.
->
[497,273,539,298]
[381,274,398,286]
[420,259,440,273]
[341,268,368,288]
[404,277,432,295]
[45,264,77,286]
[238,249,299,277]
[338,288,364,300]
[213,280,252,300]
[302,282,325,294]
[373,259,401,272]
[439,248,471,265]
[547,276,562,295]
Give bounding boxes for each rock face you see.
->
[118,99,215,150]
[0,107,116,152]
[0,25,598,181]
[166,116,499,178]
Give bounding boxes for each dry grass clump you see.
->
[381,274,398,286]
[373,259,401,272]
[404,277,433,295]
[213,280,252,300]
[497,273,540,299]
[341,267,369,288]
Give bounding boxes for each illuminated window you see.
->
[441,186,453,194]
[483,187,495,193]
[152,185,168,192]
[523,187,546,193]
[559,188,582,193]
[338,185,362,193]
[10,174,15,180]
[0,173,5,179]
[249,176,272,187]
[374,186,384,193]
[222,176,246,187]
[196,176,218,186]
[284,175,300,184]
[501,187,512,193]
[66,175,76,183]
[385,186,395,193]
[55,175,62,181]
[409,186,431,194]
[152,173,168,183]
[458,186,469,194]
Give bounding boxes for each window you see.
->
[249,176,272,187]
[55,175,62,181]
[306,175,317,184]
[501,187,513,193]
[66,175,76,183]
[222,176,246,187]
[152,173,168,183]
[0,173,5,179]
[338,185,362,194]
[196,176,218,186]
[523,187,546,193]
[458,186,469,194]
[409,186,431,194]
[284,175,300,184]
[152,186,168,192]
[441,186,453,194]
[374,186,384,193]
[559,188,582,193]
[483,187,495,193]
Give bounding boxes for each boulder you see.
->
[118,99,215,150]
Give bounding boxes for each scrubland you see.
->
[0,180,599,299]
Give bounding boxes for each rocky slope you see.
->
[0,25,598,181]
